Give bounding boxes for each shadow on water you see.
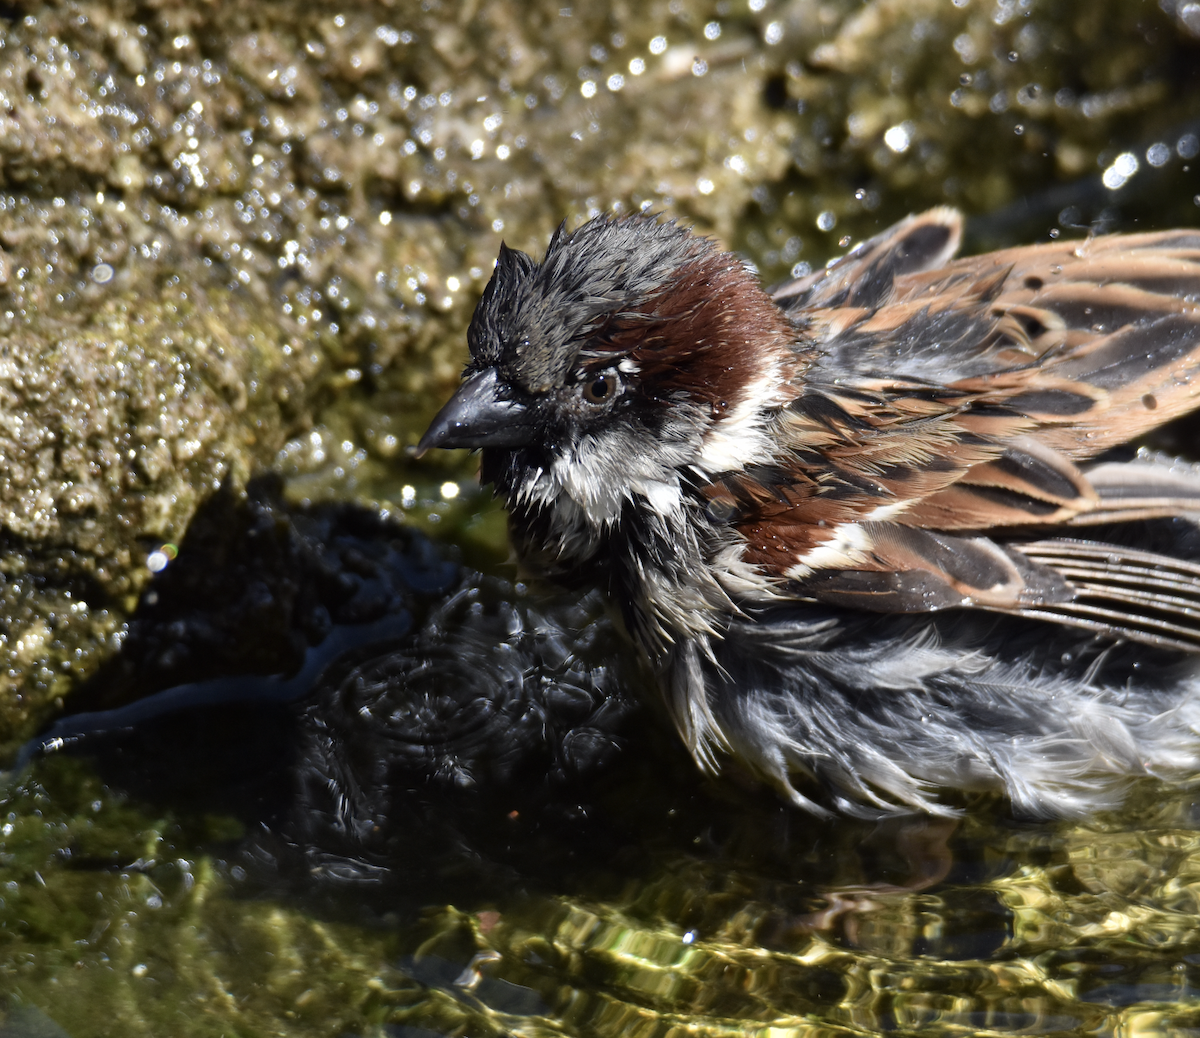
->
[11,480,1019,936]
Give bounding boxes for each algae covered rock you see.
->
[0,242,322,737]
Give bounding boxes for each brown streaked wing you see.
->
[770,221,1200,535]
[902,436,1099,529]
[806,228,1200,419]
[753,524,1200,654]
[723,216,1200,634]
[770,207,963,314]
[974,242,1200,455]
[722,214,1200,631]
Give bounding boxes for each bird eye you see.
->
[581,372,619,405]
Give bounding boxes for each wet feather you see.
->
[420,208,1200,817]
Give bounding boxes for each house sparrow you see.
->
[418,209,1200,818]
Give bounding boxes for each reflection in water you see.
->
[268,576,646,907]
[3,494,1200,1035]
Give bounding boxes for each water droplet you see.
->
[1146,142,1171,167]
[883,123,912,153]
[1102,152,1138,190]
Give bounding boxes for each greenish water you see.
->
[3,0,1200,1034]
[9,733,1200,1037]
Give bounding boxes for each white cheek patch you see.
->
[697,366,788,475]
[520,412,709,578]
[553,427,696,526]
[555,442,625,523]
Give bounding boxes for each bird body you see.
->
[419,209,1200,818]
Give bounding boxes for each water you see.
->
[5,488,1200,1036]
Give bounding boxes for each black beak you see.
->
[416,368,537,454]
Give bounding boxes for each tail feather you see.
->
[1011,538,1200,651]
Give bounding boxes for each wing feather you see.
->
[771,207,963,312]
[784,524,1072,611]
[718,211,1200,644]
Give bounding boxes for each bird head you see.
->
[418,215,797,535]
